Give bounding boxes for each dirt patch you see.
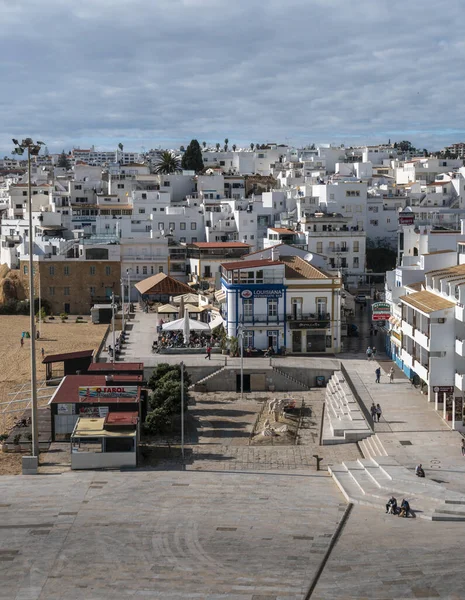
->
[250,397,304,445]
[0,450,23,475]
[0,316,107,435]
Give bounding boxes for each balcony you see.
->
[286,312,331,322]
[413,328,430,350]
[456,338,465,357]
[455,371,465,392]
[401,349,413,368]
[241,314,281,325]
[413,360,429,383]
[402,321,414,338]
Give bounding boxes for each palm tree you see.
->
[202,141,206,149]
[224,138,229,152]
[216,143,220,151]
[250,143,254,151]
[232,144,237,152]
[153,150,181,174]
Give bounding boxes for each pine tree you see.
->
[57,150,71,170]
[181,140,204,173]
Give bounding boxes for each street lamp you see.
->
[237,324,244,399]
[12,138,44,464]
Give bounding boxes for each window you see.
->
[353,257,359,268]
[169,222,175,230]
[117,184,124,189]
[268,298,278,317]
[151,266,154,275]
[90,286,96,295]
[22,191,27,197]
[316,242,323,253]
[353,241,359,252]
[90,266,96,275]
[142,266,148,275]
[159,207,165,211]
[180,237,186,243]
[64,266,69,276]
[136,266,139,275]
[251,235,254,240]
[191,222,197,230]
[191,237,197,243]
[158,223,164,230]
[370,220,379,226]
[316,298,327,317]
[243,330,253,348]
[159,266,164,273]
[23,265,28,275]
[163,181,170,187]
[64,287,70,296]
[49,287,55,296]
[180,222,186,230]
[243,299,253,319]
[105,266,111,276]
[75,184,82,190]
[139,208,145,214]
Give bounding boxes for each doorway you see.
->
[267,330,279,353]
[292,330,302,353]
[64,303,70,314]
[236,373,251,393]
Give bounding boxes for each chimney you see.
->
[271,246,278,262]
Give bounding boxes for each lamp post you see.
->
[12,138,44,462]
[237,324,244,399]
[111,293,116,364]
[120,277,125,332]
[180,361,185,460]
[127,268,131,309]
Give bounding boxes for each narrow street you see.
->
[342,298,387,358]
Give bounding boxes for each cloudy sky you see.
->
[1,0,465,155]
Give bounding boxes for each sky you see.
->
[1,0,465,156]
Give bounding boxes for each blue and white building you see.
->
[220,248,342,354]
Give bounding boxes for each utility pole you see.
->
[237,324,244,399]
[12,138,45,467]
[180,361,185,460]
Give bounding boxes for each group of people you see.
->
[375,366,395,383]
[108,331,126,359]
[153,331,217,352]
[370,402,382,422]
[366,346,377,360]
[386,496,411,517]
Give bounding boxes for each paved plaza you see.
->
[3,304,465,598]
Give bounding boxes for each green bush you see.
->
[145,364,191,435]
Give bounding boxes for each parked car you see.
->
[355,294,368,303]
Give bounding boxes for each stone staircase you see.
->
[329,456,465,521]
[271,366,311,391]
[190,366,227,390]
[322,371,372,445]
[359,433,388,458]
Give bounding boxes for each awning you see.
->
[157,304,178,313]
[162,316,211,332]
[215,290,226,302]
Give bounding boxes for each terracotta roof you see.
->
[49,375,142,405]
[426,264,465,277]
[42,349,94,364]
[134,273,192,296]
[191,242,250,248]
[221,259,283,270]
[270,228,296,234]
[280,256,330,280]
[88,362,144,373]
[422,250,455,255]
[400,290,455,314]
[405,281,424,292]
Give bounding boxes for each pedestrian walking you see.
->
[370,402,377,420]
[205,345,211,360]
[375,367,381,383]
[389,367,394,383]
[20,337,24,347]
[366,346,372,360]
[41,347,45,359]
[461,438,465,456]
[376,403,382,422]
[372,347,377,358]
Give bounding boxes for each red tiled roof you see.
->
[88,362,144,373]
[221,259,283,270]
[42,349,94,364]
[191,242,251,248]
[49,375,141,405]
[105,412,138,426]
[135,273,193,296]
[270,228,296,234]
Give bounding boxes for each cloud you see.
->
[0,0,464,154]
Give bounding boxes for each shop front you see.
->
[288,320,330,353]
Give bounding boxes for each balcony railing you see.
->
[241,314,281,324]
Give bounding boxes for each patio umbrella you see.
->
[162,316,211,332]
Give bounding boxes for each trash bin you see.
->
[316,375,326,388]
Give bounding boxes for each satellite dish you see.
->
[304,252,314,262]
